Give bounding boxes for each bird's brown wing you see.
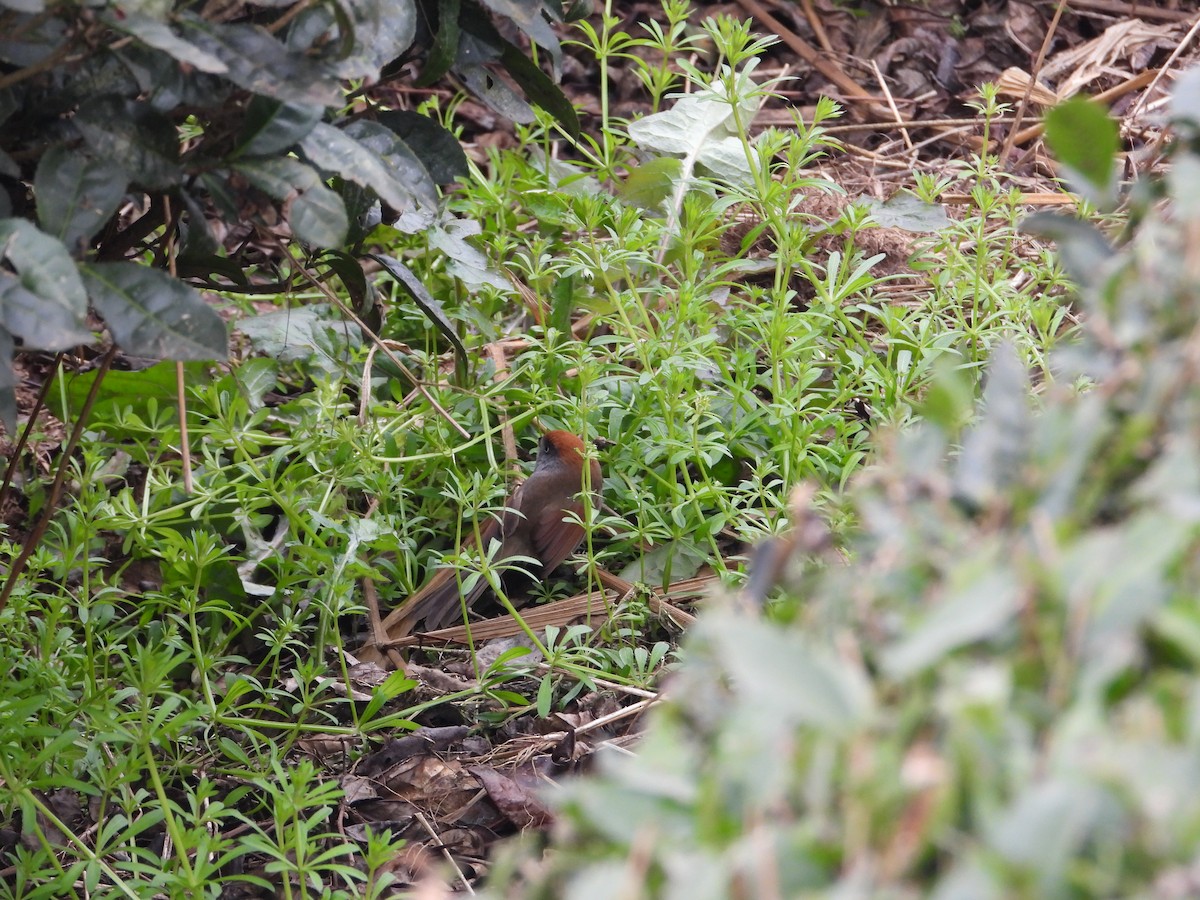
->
[367,514,503,650]
[529,498,587,575]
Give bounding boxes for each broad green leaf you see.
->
[1022,213,1115,296]
[619,157,682,210]
[376,110,469,184]
[234,97,323,157]
[1043,96,1118,209]
[81,262,228,360]
[342,120,438,207]
[47,360,211,433]
[74,98,181,189]
[953,342,1032,508]
[176,15,340,106]
[235,303,361,374]
[458,64,535,124]
[427,219,508,291]
[0,219,92,349]
[34,144,128,252]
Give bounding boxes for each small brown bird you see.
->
[370,431,603,645]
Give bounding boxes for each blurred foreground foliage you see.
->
[484,70,1200,899]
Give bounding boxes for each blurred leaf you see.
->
[1023,212,1115,295]
[477,0,560,67]
[458,64,535,124]
[702,613,873,729]
[0,219,92,349]
[953,343,1032,508]
[106,12,228,73]
[81,262,229,360]
[498,39,578,138]
[883,562,1021,678]
[34,144,128,254]
[619,157,686,211]
[333,0,417,77]
[0,325,13,432]
[1043,97,1118,209]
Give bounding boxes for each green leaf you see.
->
[234,97,324,157]
[1043,97,1119,209]
[618,157,682,211]
[235,303,362,374]
[34,143,128,253]
[47,360,211,432]
[375,110,469,184]
[427,219,507,291]
[176,15,341,106]
[458,64,535,124]
[81,262,229,360]
[74,97,182,189]
[0,219,92,349]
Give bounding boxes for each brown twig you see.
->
[0,345,118,613]
[0,352,62,515]
[999,0,1067,164]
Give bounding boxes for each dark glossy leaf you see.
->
[476,0,559,68]
[376,110,469,184]
[427,219,507,290]
[333,0,418,77]
[235,97,324,157]
[116,42,231,111]
[317,250,372,313]
[34,144,128,253]
[458,64,534,124]
[301,122,431,214]
[235,157,348,248]
[415,0,460,87]
[176,15,341,106]
[367,252,466,375]
[0,324,13,432]
[74,97,182,190]
[81,262,229,360]
[0,219,92,349]
[106,12,228,72]
[177,190,219,260]
[0,148,17,178]
[499,39,578,137]
[1043,97,1118,210]
[342,120,438,207]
